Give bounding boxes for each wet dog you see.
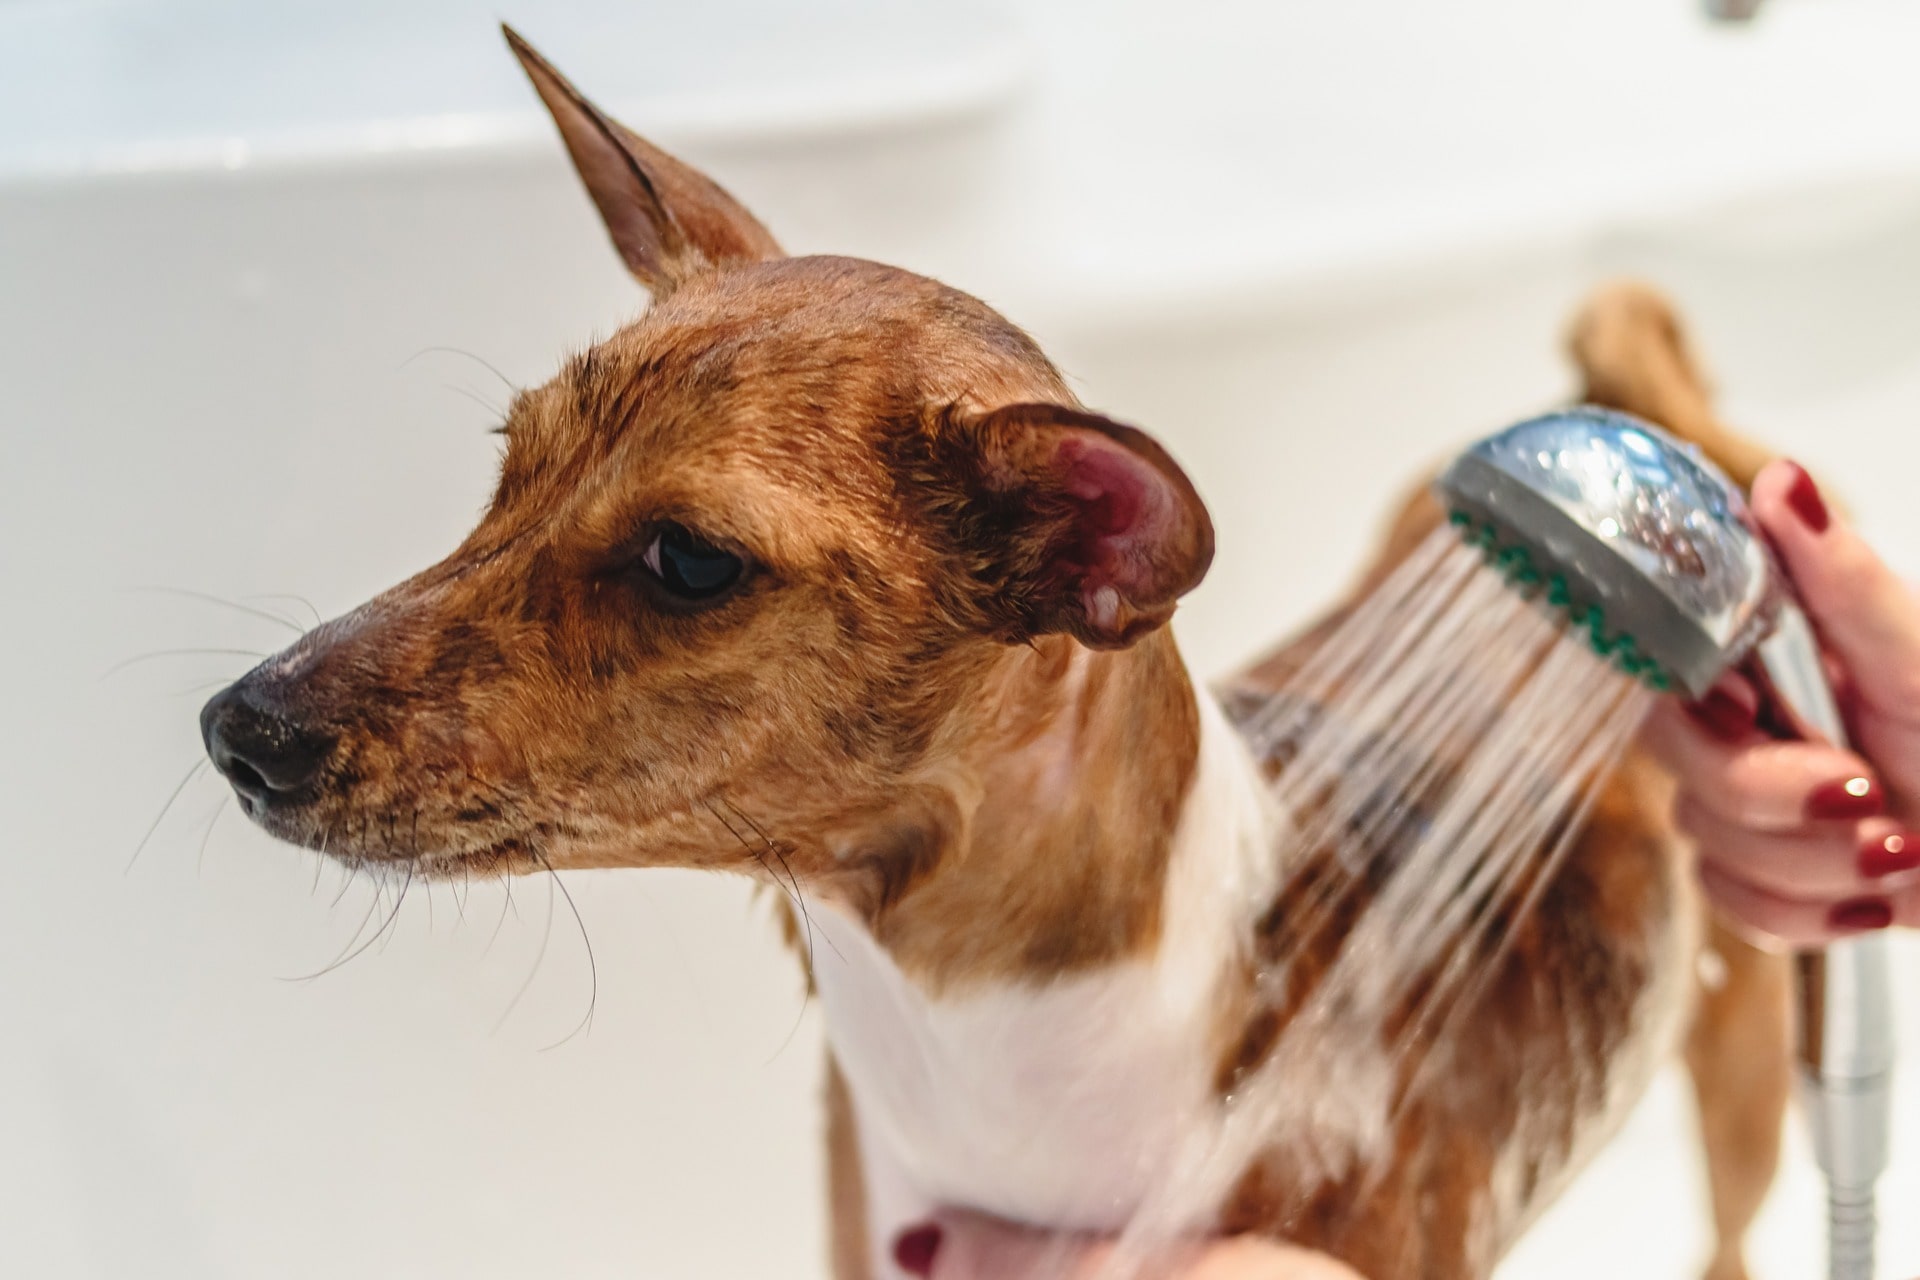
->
[201,30,1788,1280]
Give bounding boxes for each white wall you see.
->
[3,1,1919,1277]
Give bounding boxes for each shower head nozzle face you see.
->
[1435,408,1776,698]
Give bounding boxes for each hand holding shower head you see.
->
[1437,407,1893,1280]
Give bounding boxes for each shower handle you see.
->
[1757,610,1894,1280]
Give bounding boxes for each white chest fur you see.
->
[810,695,1278,1273]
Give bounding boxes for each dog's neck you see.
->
[829,631,1216,991]
[807,631,1280,1239]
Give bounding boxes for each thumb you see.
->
[1750,459,1920,720]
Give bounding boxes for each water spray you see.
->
[1437,406,1894,1280]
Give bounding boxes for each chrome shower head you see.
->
[1435,407,1777,698]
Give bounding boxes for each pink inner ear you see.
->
[1055,436,1169,590]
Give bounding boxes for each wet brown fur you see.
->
[213,32,1789,1280]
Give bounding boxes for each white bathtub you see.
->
[3,0,1917,1276]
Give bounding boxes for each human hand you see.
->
[896,1212,1367,1280]
[1643,458,1920,945]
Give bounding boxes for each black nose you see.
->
[200,680,335,806]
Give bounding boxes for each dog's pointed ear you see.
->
[504,25,781,295]
[950,403,1214,649]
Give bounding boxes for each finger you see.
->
[1641,701,1883,831]
[925,1214,1368,1280]
[1678,802,1920,899]
[1751,460,1920,727]
[925,1216,1199,1280]
[924,1213,1113,1280]
[1698,863,1896,949]
[1191,1238,1371,1280]
[1686,671,1760,741]
[1898,884,1920,930]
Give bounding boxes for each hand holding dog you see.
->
[1645,458,1920,945]
[907,1213,1367,1280]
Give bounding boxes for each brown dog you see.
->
[199,30,1788,1280]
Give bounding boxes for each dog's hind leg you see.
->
[825,1055,874,1280]
[1684,915,1793,1280]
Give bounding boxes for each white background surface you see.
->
[3,1,1920,1276]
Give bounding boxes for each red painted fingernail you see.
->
[893,1224,942,1278]
[1783,461,1831,534]
[1859,831,1920,879]
[1807,776,1881,821]
[1689,687,1756,740]
[1829,898,1894,932]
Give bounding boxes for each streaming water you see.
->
[1102,526,1662,1278]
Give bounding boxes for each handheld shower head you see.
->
[1437,407,1893,1280]
[1435,407,1775,698]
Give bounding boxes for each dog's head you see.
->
[201,29,1213,890]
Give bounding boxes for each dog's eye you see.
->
[641,523,743,601]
